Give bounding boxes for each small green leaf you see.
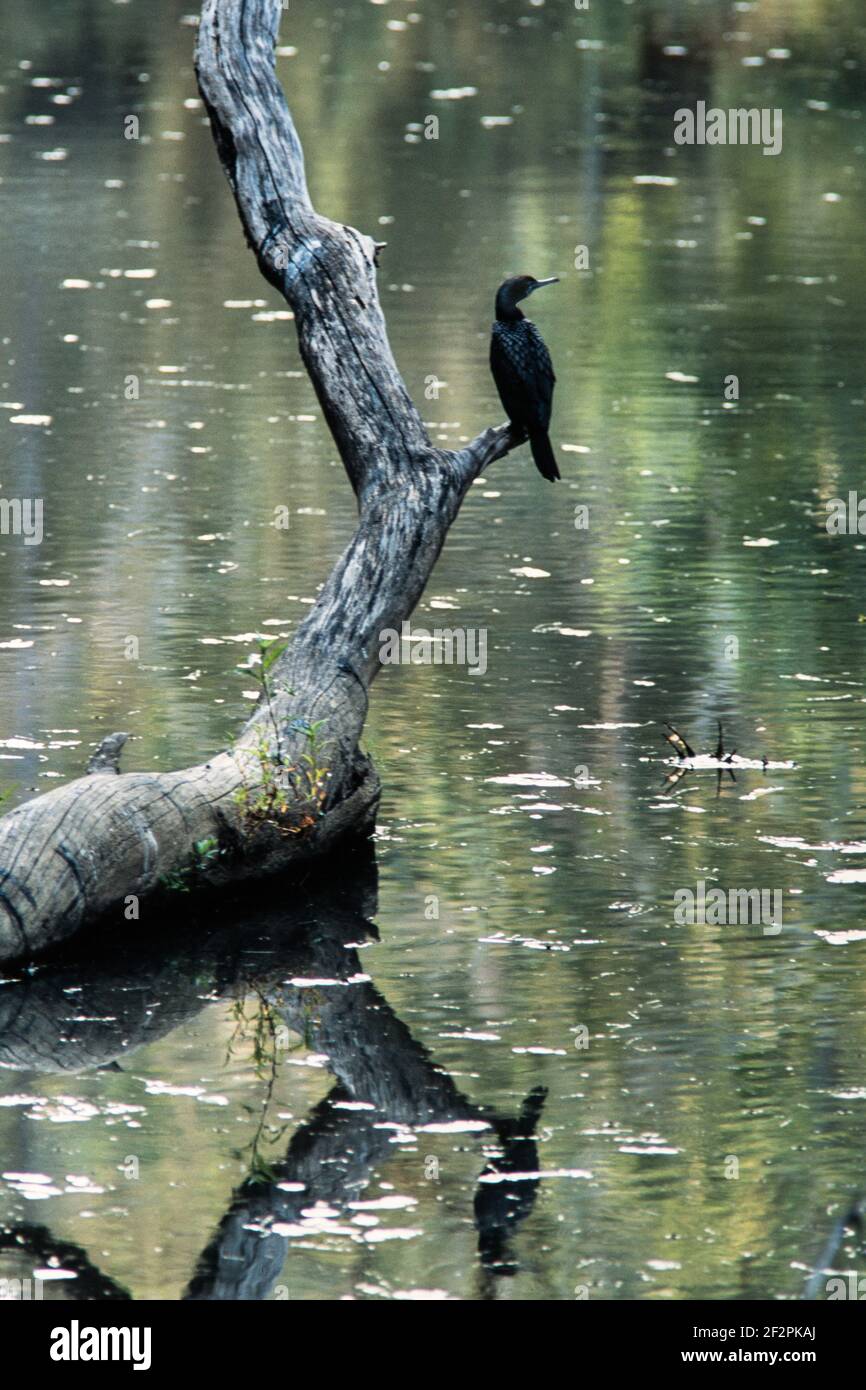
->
[260,637,288,674]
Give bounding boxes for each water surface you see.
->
[1,0,866,1301]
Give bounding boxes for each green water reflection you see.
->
[1,0,865,1300]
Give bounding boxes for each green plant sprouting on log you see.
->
[232,638,331,836]
[159,836,222,893]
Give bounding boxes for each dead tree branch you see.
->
[0,0,520,964]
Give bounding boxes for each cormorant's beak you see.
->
[529,277,559,292]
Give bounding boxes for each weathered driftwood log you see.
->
[0,0,519,964]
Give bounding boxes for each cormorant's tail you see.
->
[529,429,560,482]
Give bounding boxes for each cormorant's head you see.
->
[495,274,559,319]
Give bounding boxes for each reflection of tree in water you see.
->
[0,853,546,1300]
[0,1225,131,1302]
[225,991,298,1185]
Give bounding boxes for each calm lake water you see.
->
[1,0,866,1301]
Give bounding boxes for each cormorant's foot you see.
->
[507,423,528,447]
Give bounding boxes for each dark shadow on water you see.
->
[0,844,546,1300]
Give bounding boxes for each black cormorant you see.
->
[490,275,560,482]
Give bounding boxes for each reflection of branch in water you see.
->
[0,1224,131,1301]
[0,857,548,1300]
[227,991,295,1184]
[659,720,776,799]
[474,1086,548,1287]
[185,923,547,1299]
[185,1082,418,1301]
